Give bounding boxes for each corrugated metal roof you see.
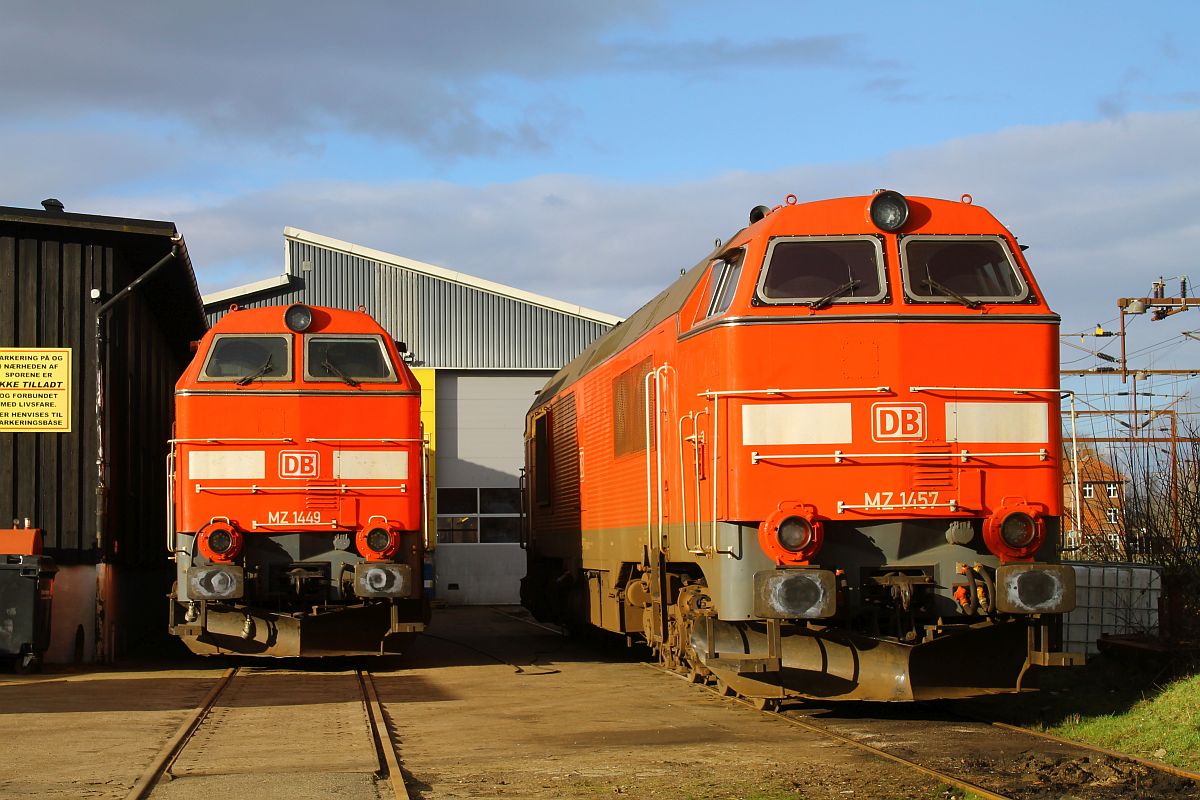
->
[204,228,620,370]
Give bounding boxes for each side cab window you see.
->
[685,249,746,330]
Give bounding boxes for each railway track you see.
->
[655,663,1200,799]
[127,664,409,800]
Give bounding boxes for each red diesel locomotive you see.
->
[523,191,1081,703]
[168,304,428,656]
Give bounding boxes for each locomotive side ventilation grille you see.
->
[910,445,954,490]
[551,393,580,512]
[305,480,339,511]
[612,357,654,457]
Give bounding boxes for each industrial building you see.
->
[0,202,207,663]
[204,228,620,603]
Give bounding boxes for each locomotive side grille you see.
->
[613,357,654,457]
[910,445,954,489]
[551,393,580,512]
[305,480,339,510]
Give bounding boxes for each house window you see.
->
[1107,483,1120,499]
[1106,507,1119,524]
[1107,532,1122,549]
[1082,484,1094,499]
[1063,530,1081,550]
[436,487,522,544]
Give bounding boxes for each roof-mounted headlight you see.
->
[868,190,909,232]
[284,303,314,333]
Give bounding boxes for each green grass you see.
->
[962,649,1200,773]
[1044,671,1200,770]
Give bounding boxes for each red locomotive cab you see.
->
[168,304,428,656]
[679,194,1063,532]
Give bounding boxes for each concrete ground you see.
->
[375,606,941,799]
[0,606,948,799]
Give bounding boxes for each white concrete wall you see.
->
[434,543,526,605]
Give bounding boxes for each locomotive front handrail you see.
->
[304,437,423,444]
[194,483,409,493]
[751,448,1049,464]
[166,450,176,556]
[251,520,348,530]
[171,437,297,444]
[837,499,961,513]
[909,385,1061,394]
[699,386,891,398]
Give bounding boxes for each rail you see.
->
[127,667,410,800]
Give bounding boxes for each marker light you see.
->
[197,521,243,563]
[868,190,909,232]
[284,303,314,333]
[357,526,401,561]
[758,503,824,566]
[984,499,1046,562]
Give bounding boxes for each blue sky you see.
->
[2,1,1199,412]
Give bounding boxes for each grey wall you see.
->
[434,370,549,604]
[435,370,550,486]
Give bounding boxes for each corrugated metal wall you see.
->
[207,239,613,370]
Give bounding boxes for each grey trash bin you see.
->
[0,555,57,673]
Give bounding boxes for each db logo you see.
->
[872,403,926,442]
[279,451,319,478]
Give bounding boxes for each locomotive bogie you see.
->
[523,192,1083,700]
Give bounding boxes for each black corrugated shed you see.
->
[0,203,206,566]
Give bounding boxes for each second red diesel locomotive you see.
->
[523,191,1082,703]
[168,304,428,656]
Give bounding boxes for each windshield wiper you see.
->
[921,278,982,309]
[321,358,360,387]
[810,279,861,310]
[235,354,274,386]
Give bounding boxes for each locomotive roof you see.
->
[533,242,722,405]
[531,192,1033,407]
[207,303,389,334]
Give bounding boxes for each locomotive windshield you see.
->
[756,236,886,306]
[200,335,292,382]
[304,335,397,383]
[901,236,1029,304]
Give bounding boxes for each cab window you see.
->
[756,236,886,306]
[901,236,1029,304]
[706,249,745,318]
[304,335,397,383]
[199,335,291,382]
